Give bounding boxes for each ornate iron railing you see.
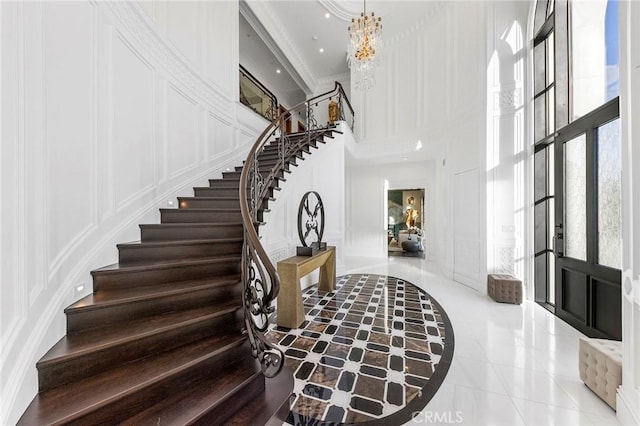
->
[239,65,278,121]
[239,82,353,377]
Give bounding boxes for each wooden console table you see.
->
[276,246,336,328]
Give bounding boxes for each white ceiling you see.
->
[241,0,442,95]
[239,0,445,163]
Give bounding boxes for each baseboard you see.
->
[616,387,640,426]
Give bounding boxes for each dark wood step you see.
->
[258,150,304,161]
[178,196,240,209]
[37,302,241,392]
[120,357,265,426]
[18,335,249,425]
[221,170,241,180]
[193,186,239,198]
[65,275,242,334]
[209,178,240,189]
[235,162,295,173]
[253,156,298,166]
[91,255,242,291]
[118,238,243,263]
[160,208,241,223]
[224,367,294,426]
[139,222,244,242]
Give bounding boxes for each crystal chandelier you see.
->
[347,0,382,90]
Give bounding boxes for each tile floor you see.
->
[275,256,623,426]
[266,273,454,424]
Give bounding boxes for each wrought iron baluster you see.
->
[239,81,353,379]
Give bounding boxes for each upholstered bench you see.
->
[487,274,522,304]
[578,337,622,410]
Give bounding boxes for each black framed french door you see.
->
[553,99,621,340]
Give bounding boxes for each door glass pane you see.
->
[547,86,555,135]
[534,148,547,201]
[548,251,556,304]
[547,0,555,17]
[571,0,619,121]
[534,42,546,94]
[534,0,549,35]
[597,118,621,269]
[535,94,546,142]
[535,202,548,254]
[546,32,555,85]
[564,134,587,261]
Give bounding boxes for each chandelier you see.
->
[347,0,382,90]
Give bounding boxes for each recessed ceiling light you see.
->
[325,13,330,19]
[319,48,324,53]
[416,140,423,150]
[403,157,408,161]
[312,36,318,41]
[276,69,281,74]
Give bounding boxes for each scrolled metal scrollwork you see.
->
[242,239,283,377]
[239,81,353,379]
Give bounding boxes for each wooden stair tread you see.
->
[66,274,241,313]
[117,237,244,249]
[39,302,241,366]
[160,207,241,212]
[92,254,242,273]
[20,334,246,425]
[140,222,243,228]
[179,196,240,200]
[120,357,262,425]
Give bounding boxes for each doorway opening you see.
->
[387,189,425,258]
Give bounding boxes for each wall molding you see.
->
[106,1,233,120]
[166,82,200,180]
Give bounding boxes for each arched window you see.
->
[533,0,621,340]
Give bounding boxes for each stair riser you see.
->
[178,198,240,209]
[208,179,240,189]
[92,259,241,292]
[221,172,241,180]
[236,163,291,173]
[66,283,242,335]
[38,309,242,393]
[193,187,240,197]
[59,339,250,426]
[161,209,240,223]
[140,224,243,242]
[191,370,265,426]
[118,240,243,263]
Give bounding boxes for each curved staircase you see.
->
[17,127,338,425]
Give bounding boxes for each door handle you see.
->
[553,224,564,257]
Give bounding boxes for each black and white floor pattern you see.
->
[265,273,455,425]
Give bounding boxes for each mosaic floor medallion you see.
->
[265,274,455,425]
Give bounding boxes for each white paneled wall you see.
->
[485,1,530,293]
[345,160,437,260]
[349,1,505,289]
[0,1,264,423]
[618,1,640,424]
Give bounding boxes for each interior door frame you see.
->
[553,98,621,339]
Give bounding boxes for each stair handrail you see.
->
[239,81,352,378]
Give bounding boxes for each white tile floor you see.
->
[333,255,623,426]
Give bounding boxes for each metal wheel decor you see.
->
[296,191,326,256]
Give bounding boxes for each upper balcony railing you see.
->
[239,65,278,122]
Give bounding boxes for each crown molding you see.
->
[384,1,446,46]
[240,0,317,95]
[317,0,357,22]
